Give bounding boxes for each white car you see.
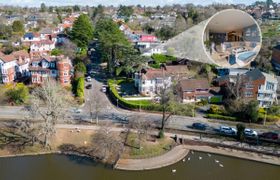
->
[86,76,92,82]
[244,128,258,137]
[219,126,237,135]
[102,87,106,93]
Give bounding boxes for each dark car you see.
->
[259,132,279,140]
[86,84,92,89]
[192,123,208,130]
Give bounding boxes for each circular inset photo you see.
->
[203,9,262,68]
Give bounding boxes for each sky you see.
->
[0,0,279,7]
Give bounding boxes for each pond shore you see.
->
[115,144,280,170]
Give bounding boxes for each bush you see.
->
[208,105,224,114]
[158,130,164,139]
[258,113,280,122]
[236,123,246,141]
[5,83,29,105]
[72,77,85,104]
[206,114,237,121]
[51,48,63,56]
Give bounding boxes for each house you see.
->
[22,32,41,43]
[0,50,31,83]
[244,69,278,107]
[134,65,189,96]
[0,53,17,83]
[177,79,213,103]
[30,40,56,57]
[272,44,280,72]
[29,55,72,86]
[217,69,278,107]
[12,50,31,79]
[137,35,159,49]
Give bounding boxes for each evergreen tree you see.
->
[70,14,94,48]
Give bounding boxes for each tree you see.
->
[70,14,94,48]
[92,125,124,162]
[116,47,147,77]
[50,48,62,56]
[40,3,47,12]
[155,26,176,41]
[57,39,77,57]
[117,5,134,20]
[74,61,86,74]
[94,18,129,75]
[26,80,70,148]
[236,123,246,142]
[5,83,29,105]
[73,5,80,12]
[12,20,24,34]
[244,100,259,123]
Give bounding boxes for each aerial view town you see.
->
[0,0,280,179]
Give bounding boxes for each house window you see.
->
[266,82,274,90]
[64,71,68,76]
[244,91,253,97]
[245,83,254,89]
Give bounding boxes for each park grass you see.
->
[125,133,174,159]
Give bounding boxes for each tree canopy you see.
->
[12,20,24,34]
[117,5,134,19]
[94,18,129,74]
[70,14,94,48]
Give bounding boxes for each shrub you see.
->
[236,123,246,141]
[158,130,164,139]
[206,114,237,121]
[208,105,224,114]
[5,83,29,105]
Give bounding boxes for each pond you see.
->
[0,152,279,180]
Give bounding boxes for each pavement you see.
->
[115,145,189,170]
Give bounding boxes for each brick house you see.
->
[177,79,213,103]
[216,68,278,107]
[272,45,280,72]
[29,55,72,86]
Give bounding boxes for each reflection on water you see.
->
[0,152,279,180]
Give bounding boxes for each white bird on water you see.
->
[191,151,194,155]
[172,169,176,173]
[215,160,219,163]
[219,164,224,168]
[182,158,186,162]
[207,153,211,157]
[199,156,202,160]
[188,157,191,161]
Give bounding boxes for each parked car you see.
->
[73,108,82,113]
[259,132,279,140]
[192,123,208,130]
[102,86,107,93]
[244,128,258,137]
[219,126,237,135]
[86,76,92,82]
[86,84,92,89]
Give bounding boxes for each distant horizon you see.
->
[0,0,275,8]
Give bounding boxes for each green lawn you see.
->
[126,133,174,159]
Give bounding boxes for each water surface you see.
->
[0,152,279,180]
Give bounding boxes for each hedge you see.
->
[75,77,85,103]
[258,113,280,122]
[107,79,162,111]
[206,113,237,121]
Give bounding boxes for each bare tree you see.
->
[92,125,124,162]
[26,79,70,148]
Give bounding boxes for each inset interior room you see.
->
[203,9,261,68]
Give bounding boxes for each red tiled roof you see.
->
[142,65,188,80]
[12,50,29,58]
[179,79,210,91]
[0,54,16,63]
